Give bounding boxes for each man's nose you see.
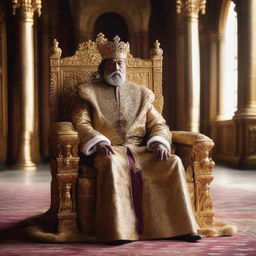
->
[113,63,120,71]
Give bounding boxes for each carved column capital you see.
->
[176,0,206,18]
[12,0,42,21]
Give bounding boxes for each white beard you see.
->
[104,70,126,87]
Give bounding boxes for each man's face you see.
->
[104,58,126,87]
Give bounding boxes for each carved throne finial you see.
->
[51,39,62,58]
[150,40,163,58]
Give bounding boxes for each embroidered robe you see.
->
[72,80,198,241]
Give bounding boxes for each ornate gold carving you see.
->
[176,0,206,15]
[248,122,256,154]
[96,33,130,59]
[12,0,41,20]
[49,72,58,122]
[60,41,101,66]
[127,53,152,67]
[50,39,62,58]
[59,183,73,213]
[152,71,163,114]
[62,71,94,121]
[192,140,215,227]
[150,40,163,58]
[50,122,80,233]
[127,72,150,88]
[173,136,215,228]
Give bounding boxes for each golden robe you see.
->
[72,80,198,242]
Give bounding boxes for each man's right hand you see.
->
[96,141,115,156]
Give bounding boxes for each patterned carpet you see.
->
[0,169,256,256]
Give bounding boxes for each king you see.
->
[72,33,202,244]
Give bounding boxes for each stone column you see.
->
[233,0,256,167]
[234,0,256,118]
[176,0,206,132]
[214,33,227,121]
[11,0,41,170]
[0,5,7,166]
[175,14,185,130]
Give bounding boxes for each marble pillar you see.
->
[233,0,256,167]
[11,0,41,170]
[176,0,206,132]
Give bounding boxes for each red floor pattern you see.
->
[0,176,256,255]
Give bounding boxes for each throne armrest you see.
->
[172,131,214,164]
[49,122,80,233]
[50,122,79,157]
[172,131,215,228]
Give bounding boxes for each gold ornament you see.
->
[96,33,130,60]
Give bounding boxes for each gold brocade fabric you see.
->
[72,81,198,241]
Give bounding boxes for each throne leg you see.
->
[192,141,237,237]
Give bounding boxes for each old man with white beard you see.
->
[72,33,202,244]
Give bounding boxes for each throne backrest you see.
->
[49,38,164,123]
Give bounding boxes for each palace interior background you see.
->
[0,0,256,170]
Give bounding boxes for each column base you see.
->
[10,161,37,171]
[234,107,256,119]
[211,118,256,169]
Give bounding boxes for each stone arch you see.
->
[72,0,151,57]
[85,6,138,40]
[93,12,130,42]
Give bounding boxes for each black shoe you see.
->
[173,233,202,242]
[105,240,133,246]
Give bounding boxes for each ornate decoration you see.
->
[96,33,130,59]
[176,0,206,16]
[62,71,93,121]
[172,132,215,228]
[127,53,152,67]
[50,122,80,233]
[49,72,58,122]
[248,123,256,154]
[127,72,149,88]
[12,0,42,17]
[150,40,163,58]
[59,183,73,213]
[50,39,62,58]
[192,140,215,227]
[59,41,101,66]
[115,118,128,138]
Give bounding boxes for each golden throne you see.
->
[40,36,236,242]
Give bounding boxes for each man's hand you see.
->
[150,142,170,161]
[96,141,115,156]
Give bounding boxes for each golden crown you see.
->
[96,33,130,59]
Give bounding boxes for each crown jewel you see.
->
[96,33,130,59]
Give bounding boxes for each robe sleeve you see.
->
[146,104,172,152]
[72,101,111,155]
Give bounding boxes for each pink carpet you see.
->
[0,177,255,255]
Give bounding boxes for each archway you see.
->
[93,12,129,42]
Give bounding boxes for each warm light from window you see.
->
[223,1,237,119]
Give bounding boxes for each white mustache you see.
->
[110,71,122,78]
